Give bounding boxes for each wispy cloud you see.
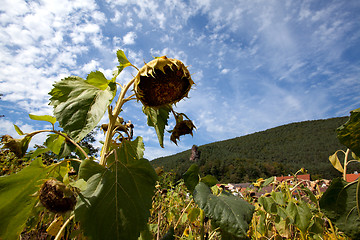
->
[0,118,50,148]
[1,0,359,160]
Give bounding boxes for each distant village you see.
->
[189,144,360,198]
[218,172,360,198]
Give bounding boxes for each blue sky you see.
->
[0,0,359,160]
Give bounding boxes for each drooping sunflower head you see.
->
[134,56,194,108]
[39,179,77,213]
[1,134,27,158]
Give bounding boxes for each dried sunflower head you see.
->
[169,119,196,145]
[39,179,76,213]
[1,134,29,158]
[134,56,194,108]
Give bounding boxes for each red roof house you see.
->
[275,174,310,182]
[346,174,360,182]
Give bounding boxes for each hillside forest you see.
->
[151,116,355,183]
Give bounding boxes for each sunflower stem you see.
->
[99,77,136,166]
[131,64,139,71]
[54,215,74,240]
[26,130,89,160]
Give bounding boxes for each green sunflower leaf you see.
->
[85,71,109,90]
[75,138,157,240]
[320,178,360,239]
[183,164,200,193]
[142,106,170,148]
[116,49,132,75]
[45,134,65,155]
[13,124,24,135]
[193,182,255,238]
[0,158,67,240]
[29,114,56,125]
[49,75,116,142]
[337,108,360,156]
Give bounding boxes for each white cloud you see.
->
[93,10,107,23]
[82,60,100,73]
[149,48,188,63]
[0,0,29,23]
[123,32,137,45]
[82,23,101,34]
[0,119,23,139]
[0,118,49,148]
[110,10,122,23]
[113,36,122,46]
[125,49,145,67]
[107,0,196,30]
[220,69,230,74]
[0,0,106,116]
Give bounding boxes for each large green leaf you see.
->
[183,164,199,193]
[193,182,255,238]
[45,134,65,155]
[58,138,76,159]
[29,147,51,160]
[75,138,158,240]
[286,200,312,233]
[320,178,360,239]
[201,175,218,187]
[0,158,67,240]
[337,108,360,156]
[78,158,106,181]
[271,191,287,207]
[107,136,145,166]
[142,106,171,148]
[258,195,277,214]
[258,193,289,221]
[85,71,109,90]
[49,75,116,142]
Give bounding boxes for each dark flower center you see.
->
[39,180,76,213]
[138,65,191,107]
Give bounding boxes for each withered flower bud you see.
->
[169,120,196,145]
[1,135,25,158]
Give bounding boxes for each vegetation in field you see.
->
[0,49,360,240]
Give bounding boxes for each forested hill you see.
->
[151,117,357,183]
